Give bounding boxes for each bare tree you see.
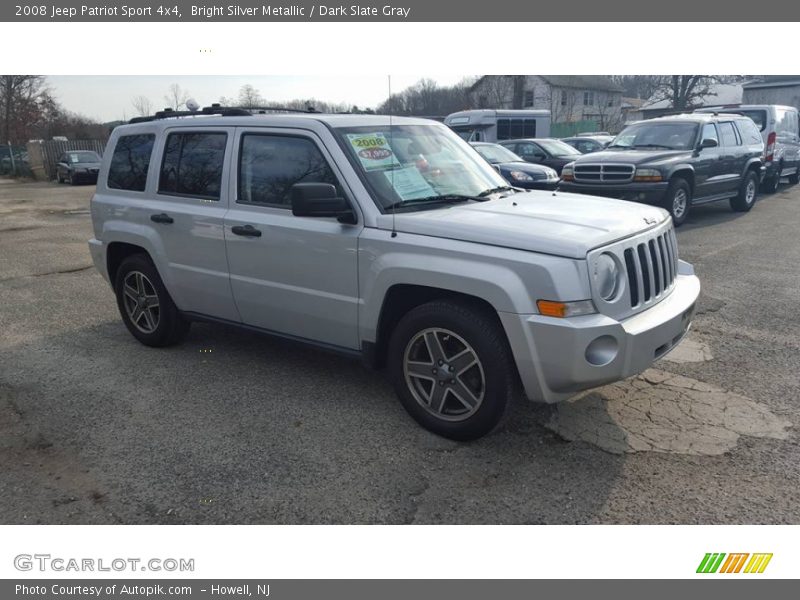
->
[1,75,47,144]
[131,95,153,117]
[237,84,264,109]
[649,76,718,111]
[163,83,190,111]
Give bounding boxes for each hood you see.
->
[572,148,690,166]
[379,191,669,259]
[497,161,555,176]
[71,162,101,169]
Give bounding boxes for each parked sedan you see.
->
[561,136,610,154]
[56,150,102,185]
[498,138,582,174]
[470,142,560,190]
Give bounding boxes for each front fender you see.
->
[357,228,591,344]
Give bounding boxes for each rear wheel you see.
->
[763,164,781,193]
[114,254,190,347]
[388,299,515,441]
[730,170,759,212]
[663,177,691,226]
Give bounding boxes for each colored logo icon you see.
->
[696,553,773,574]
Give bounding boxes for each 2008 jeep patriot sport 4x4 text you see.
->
[88,106,700,440]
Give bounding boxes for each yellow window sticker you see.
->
[347,133,399,171]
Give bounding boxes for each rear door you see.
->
[223,127,362,350]
[717,121,745,194]
[149,127,240,321]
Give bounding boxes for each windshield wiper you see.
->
[384,194,487,211]
[478,185,517,197]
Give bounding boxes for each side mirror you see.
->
[291,183,355,224]
[699,138,718,150]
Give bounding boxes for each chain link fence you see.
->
[0,145,32,178]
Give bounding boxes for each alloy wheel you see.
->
[403,328,485,422]
[122,271,160,334]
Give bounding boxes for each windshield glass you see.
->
[535,139,581,157]
[473,144,522,163]
[68,151,100,163]
[610,122,699,150]
[334,123,508,211]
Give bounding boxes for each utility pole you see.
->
[6,141,15,176]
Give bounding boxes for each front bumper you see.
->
[558,181,668,205]
[500,261,700,403]
[518,178,560,191]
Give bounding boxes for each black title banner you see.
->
[4,0,798,21]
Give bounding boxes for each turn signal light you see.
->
[536,299,596,318]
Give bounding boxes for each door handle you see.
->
[150,213,174,224]
[231,224,262,238]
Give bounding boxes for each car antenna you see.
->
[389,74,397,238]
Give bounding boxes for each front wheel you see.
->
[730,170,759,212]
[114,254,190,347]
[388,300,516,441]
[663,178,691,226]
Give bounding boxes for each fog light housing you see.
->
[585,335,619,366]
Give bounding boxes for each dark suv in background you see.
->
[558,114,765,225]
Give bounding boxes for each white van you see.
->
[697,105,800,192]
[444,109,551,143]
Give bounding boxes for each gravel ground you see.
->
[0,178,798,524]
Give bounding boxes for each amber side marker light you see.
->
[536,299,596,318]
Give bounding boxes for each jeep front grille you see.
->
[622,227,679,308]
[574,163,635,183]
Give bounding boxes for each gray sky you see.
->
[46,75,471,122]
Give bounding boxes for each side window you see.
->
[238,135,340,207]
[737,120,763,146]
[158,131,227,200]
[522,119,537,137]
[701,123,719,144]
[718,122,739,147]
[107,134,155,192]
[496,119,510,140]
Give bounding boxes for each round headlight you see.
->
[594,253,620,301]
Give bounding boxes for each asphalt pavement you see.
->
[1,178,798,524]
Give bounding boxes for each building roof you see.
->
[537,76,624,92]
[470,75,623,93]
[621,97,646,109]
[641,83,743,112]
[743,76,800,89]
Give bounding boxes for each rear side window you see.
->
[159,132,227,200]
[740,110,767,131]
[108,134,155,192]
[718,122,740,147]
[238,134,340,207]
[737,119,763,145]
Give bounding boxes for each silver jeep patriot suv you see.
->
[88,106,700,440]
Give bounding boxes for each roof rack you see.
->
[128,103,320,124]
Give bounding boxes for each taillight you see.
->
[765,131,776,162]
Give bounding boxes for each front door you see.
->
[223,128,362,350]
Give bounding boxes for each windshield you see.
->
[68,151,100,163]
[473,144,522,163]
[334,123,509,211]
[610,122,699,150]
[535,139,581,157]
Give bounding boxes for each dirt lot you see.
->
[1,178,798,524]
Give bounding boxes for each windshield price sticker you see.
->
[347,133,399,171]
[384,166,435,201]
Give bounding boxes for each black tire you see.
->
[387,299,516,441]
[763,166,781,193]
[662,177,691,227]
[730,170,759,212]
[788,166,799,185]
[69,173,77,186]
[114,254,190,347]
